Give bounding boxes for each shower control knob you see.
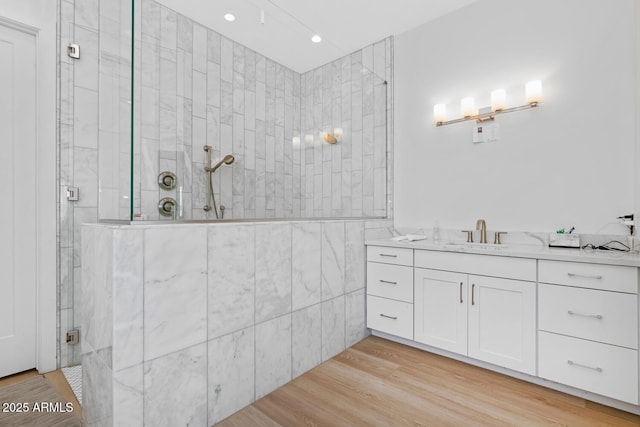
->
[158,197,176,217]
[158,171,177,190]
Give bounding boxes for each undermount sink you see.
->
[443,242,509,251]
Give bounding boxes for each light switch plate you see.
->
[473,123,499,143]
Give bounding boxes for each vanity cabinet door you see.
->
[468,275,536,375]
[414,268,468,355]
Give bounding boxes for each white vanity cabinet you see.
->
[365,240,640,412]
[414,268,468,355]
[414,250,536,375]
[538,260,639,404]
[366,246,414,340]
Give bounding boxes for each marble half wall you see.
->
[81,218,393,426]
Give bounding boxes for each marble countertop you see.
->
[366,238,640,267]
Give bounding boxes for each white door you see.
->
[414,268,468,355]
[468,275,536,375]
[0,21,37,378]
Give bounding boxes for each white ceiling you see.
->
[155,0,478,73]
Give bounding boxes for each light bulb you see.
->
[461,97,476,118]
[491,89,506,112]
[434,104,446,124]
[525,80,542,105]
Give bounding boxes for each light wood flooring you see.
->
[0,368,83,422]
[218,336,640,426]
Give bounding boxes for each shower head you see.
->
[208,154,235,173]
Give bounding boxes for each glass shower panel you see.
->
[97,0,133,221]
[299,55,389,218]
[131,0,389,221]
[62,0,133,368]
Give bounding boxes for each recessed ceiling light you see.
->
[224,13,236,22]
[311,34,322,43]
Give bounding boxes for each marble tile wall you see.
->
[59,0,393,372]
[134,0,392,221]
[299,40,392,218]
[81,219,392,426]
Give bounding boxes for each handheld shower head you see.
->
[208,154,236,173]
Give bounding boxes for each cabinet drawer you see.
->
[367,262,413,303]
[367,295,413,340]
[367,246,413,266]
[539,260,637,293]
[539,331,638,404]
[539,284,638,349]
[414,250,535,281]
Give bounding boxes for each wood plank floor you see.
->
[0,368,83,423]
[218,336,640,426]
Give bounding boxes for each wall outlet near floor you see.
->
[472,123,499,143]
[66,329,80,345]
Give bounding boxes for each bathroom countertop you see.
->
[366,238,640,268]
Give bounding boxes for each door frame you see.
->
[0,1,57,373]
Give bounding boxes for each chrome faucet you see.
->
[476,219,487,244]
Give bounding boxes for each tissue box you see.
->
[549,233,580,248]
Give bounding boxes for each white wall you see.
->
[0,0,57,372]
[394,0,635,234]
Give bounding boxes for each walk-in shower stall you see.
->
[95,0,391,222]
[80,0,393,425]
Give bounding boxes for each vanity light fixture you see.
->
[434,80,542,126]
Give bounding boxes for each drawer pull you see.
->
[379,313,398,320]
[567,310,603,320]
[379,279,397,285]
[567,360,603,373]
[379,253,398,258]
[567,272,603,280]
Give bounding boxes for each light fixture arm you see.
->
[435,102,540,127]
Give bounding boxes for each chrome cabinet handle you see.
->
[379,279,397,285]
[459,282,463,303]
[568,310,603,320]
[567,273,602,280]
[567,360,602,372]
[471,284,475,305]
[379,253,397,258]
[379,313,397,320]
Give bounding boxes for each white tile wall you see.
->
[132,0,392,221]
[60,0,393,373]
[81,218,383,425]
